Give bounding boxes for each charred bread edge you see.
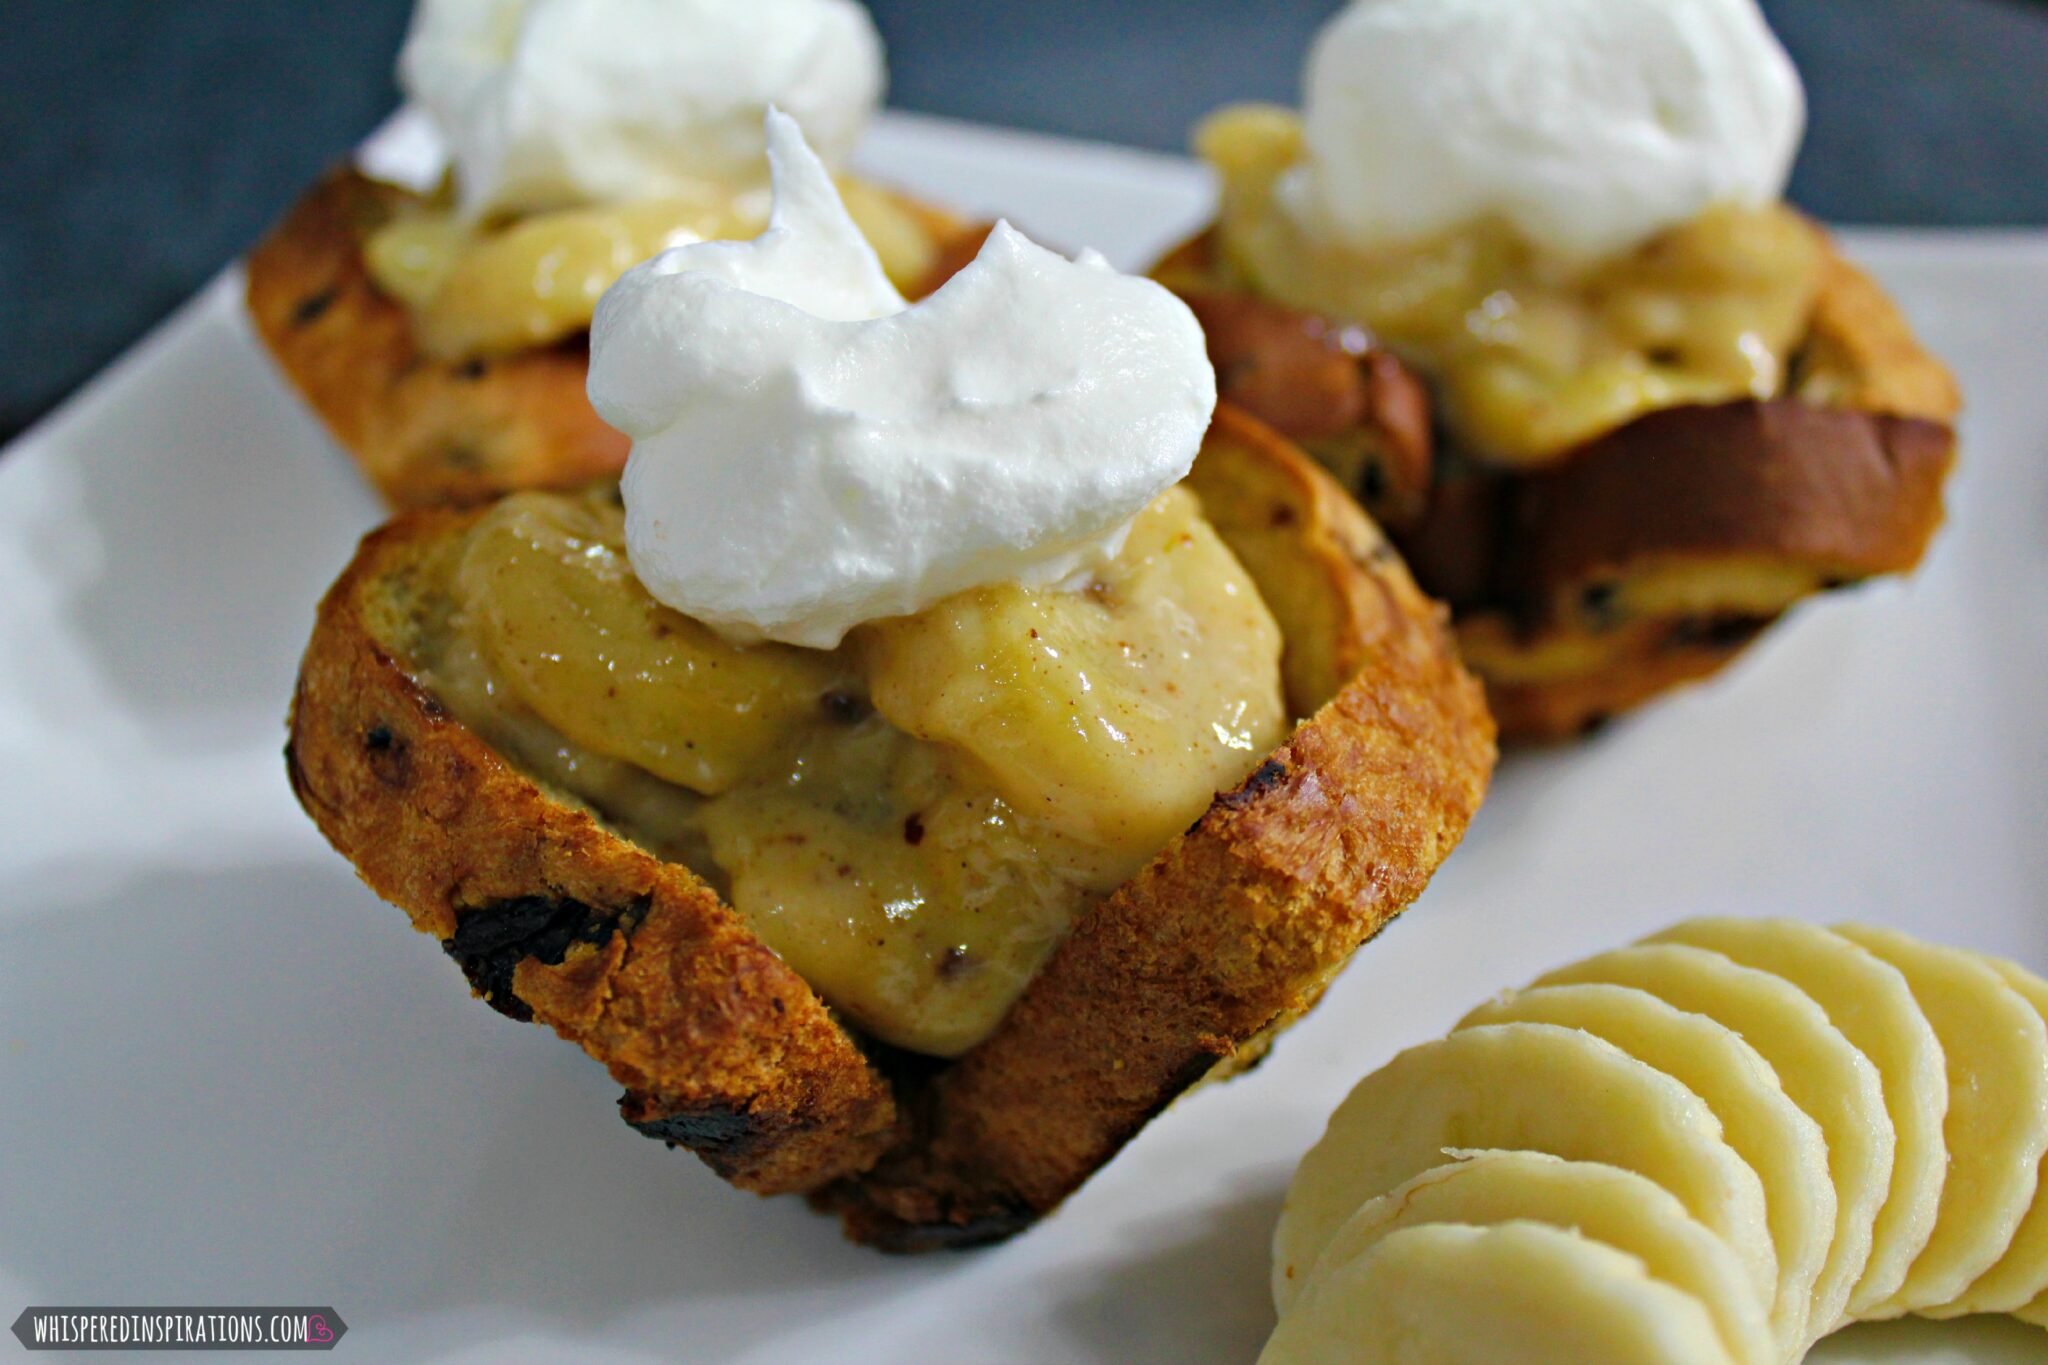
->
[285,403,1494,1239]
[819,405,1497,1248]
[286,505,902,1195]
[247,167,986,511]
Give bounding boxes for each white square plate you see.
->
[2,113,2044,1362]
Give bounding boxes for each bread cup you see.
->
[286,403,1494,1247]
[1155,221,1958,742]
[247,168,990,510]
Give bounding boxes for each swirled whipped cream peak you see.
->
[1283,0,1806,262]
[398,0,885,219]
[587,111,1217,649]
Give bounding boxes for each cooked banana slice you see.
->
[1976,956,2048,1325]
[1458,984,1829,1350]
[453,490,855,795]
[1535,942,1892,1333]
[1271,1023,1776,1316]
[1647,918,1949,1319]
[1307,1152,1775,1365]
[1832,926,2048,1318]
[862,485,1287,865]
[1260,1221,1737,1365]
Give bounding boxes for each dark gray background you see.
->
[3,0,2044,441]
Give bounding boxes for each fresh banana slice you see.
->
[1535,941,1892,1333]
[1261,1221,1737,1365]
[1832,926,2048,1318]
[1271,1023,1776,1316]
[1647,918,1949,1319]
[1305,1152,1775,1365]
[1976,956,2048,1326]
[1458,984,1830,1350]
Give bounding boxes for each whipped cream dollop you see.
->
[398,0,885,219]
[1283,0,1805,262]
[588,112,1217,649]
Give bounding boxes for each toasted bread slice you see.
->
[1156,230,1959,741]
[1153,234,1434,532]
[286,404,1493,1241]
[1455,612,1785,742]
[247,169,986,511]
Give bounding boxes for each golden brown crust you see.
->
[1153,227,1960,742]
[1796,249,1961,422]
[247,171,633,509]
[246,168,986,510]
[284,405,1494,1235]
[820,406,1496,1247]
[1156,232,1435,531]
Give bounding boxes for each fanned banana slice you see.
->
[1271,1023,1776,1316]
[1260,1221,1737,1365]
[1308,1152,1775,1365]
[1648,917,1948,1319]
[1977,956,2048,1325]
[1535,941,1892,1332]
[1458,984,1829,1350]
[1832,926,2048,1318]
